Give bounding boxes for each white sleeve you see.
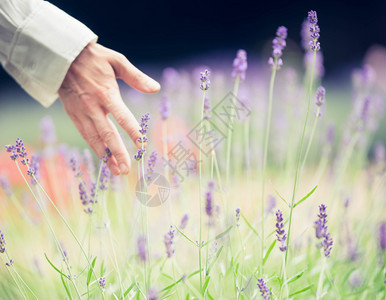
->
[0,0,98,107]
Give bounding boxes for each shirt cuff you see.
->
[3,1,97,107]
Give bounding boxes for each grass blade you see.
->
[241,213,259,238]
[123,282,135,298]
[60,275,72,299]
[263,240,276,265]
[289,285,312,297]
[294,185,318,208]
[286,268,306,285]
[174,226,197,247]
[203,226,233,247]
[44,253,68,279]
[87,256,97,286]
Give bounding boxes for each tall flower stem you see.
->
[15,162,82,299]
[198,90,206,293]
[162,120,174,224]
[285,51,316,266]
[0,255,27,299]
[301,106,321,172]
[226,75,241,191]
[316,253,326,299]
[31,172,104,298]
[261,57,278,272]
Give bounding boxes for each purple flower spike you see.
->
[146,151,158,182]
[147,287,159,300]
[137,235,147,262]
[314,204,333,257]
[275,210,287,252]
[236,208,241,226]
[164,225,175,258]
[379,222,386,251]
[200,69,210,91]
[308,10,321,51]
[315,86,326,107]
[139,113,150,135]
[99,164,111,191]
[70,155,82,178]
[268,26,288,70]
[179,214,189,230]
[257,278,271,300]
[203,97,211,120]
[160,94,170,121]
[98,277,106,291]
[232,49,248,80]
[134,148,146,161]
[0,230,5,253]
[205,181,215,220]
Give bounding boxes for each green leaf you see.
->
[60,275,72,299]
[174,226,197,247]
[161,277,183,292]
[207,290,214,300]
[123,282,135,298]
[289,285,312,297]
[241,213,259,238]
[187,269,201,279]
[44,253,68,279]
[207,246,224,275]
[202,276,211,295]
[286,268,306,285]
[203,226,233,247]
[274,188,289,207]
[294,186,318,208]
[263,240,276,265]
[87,256,97,286]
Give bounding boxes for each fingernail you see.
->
[120,163,129,174]
[147,79,161,91]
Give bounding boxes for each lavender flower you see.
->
[232,49,248,80]
[0,175,13,197]
[314,204,333,257]
[135,113,150,160]
[266,195,276,214]
[137,235,147,262]
[308,10,320,51]
[275,210,287,252]
[379,222,386,251]
[0,230,5,253]
[179,214,189,230]
[29,155,40,184]
[146,151,157,182]
[70,155,82,177]
[164,226,175,258]
[200,69,210,91]
[147,287,159,300]
[99,277,106,289]
[5,258,14,266]
[102,148,112,163]
[236,208,241,226]
[257,278,271,300]
[268,26,288,70]
[315,86,326,107]
[39,116,57,145]
[203,97,211,120]
[78,183,89,205]
[160,94,170,121]
[205,181,215,221]
[99,164,111,191]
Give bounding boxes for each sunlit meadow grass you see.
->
[0,10,385,300]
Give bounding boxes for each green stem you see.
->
[300,107,321,173]
[261,59,278,273]
[285,51,317,268]
[199,90,206,293]
[15,163,81,299]
[0,255,27,300]
[316,253,326,299]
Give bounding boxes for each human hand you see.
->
[58,43,160,175]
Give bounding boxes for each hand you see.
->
[59,43,160,175]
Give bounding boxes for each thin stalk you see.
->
[198,90,207,293]
[285,51,317,267]
[261,58,278,272]
[162,120,174,224]
[0,255,27,300]
[32,174,104,298]
[8,258,38,300]
[316,254,326,299]
[15,163,82,299]
[226,75,241,196]
[300,106,321,173]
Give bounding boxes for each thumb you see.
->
[109,51,160,93]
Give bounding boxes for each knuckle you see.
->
[88,133,102,145]
[100,130,115,142]
[115,112,129,128]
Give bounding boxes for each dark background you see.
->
[1,0,386,89]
